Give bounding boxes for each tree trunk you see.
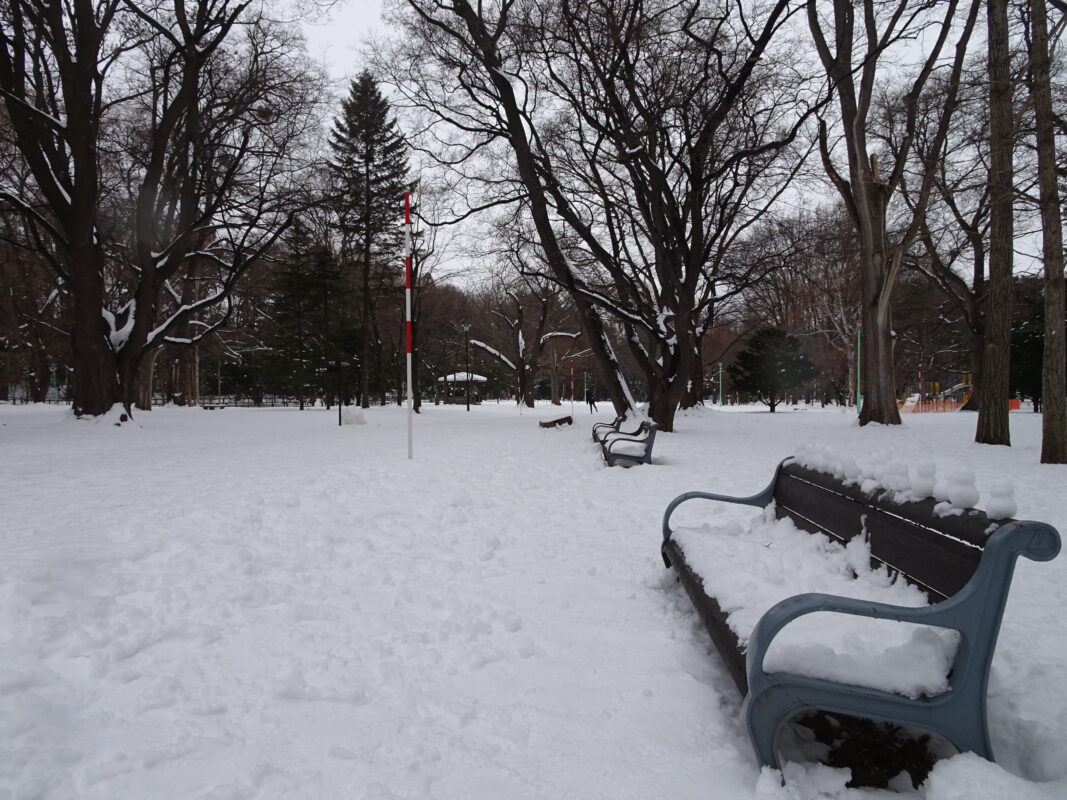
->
[0,348,9,401]
[31,345,50,402]
[680,345,705,409]
[1029,0,1066,463]
[643,314,700,431]
[858,289,902,425]
[961,328,983,411]
[855,177,902,426]
[549,360,561,405]
[360,256,371,408]
[175,345,200,406]
[69,260,118,417]
[976,0,1014,446]
[136,348,158,410]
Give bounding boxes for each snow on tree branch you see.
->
[470,339,516,370]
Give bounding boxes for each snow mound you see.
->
[792,442,1019,518]
[341,405,366,425]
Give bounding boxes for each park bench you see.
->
[660,458,1061,776]
[601,420,657,467]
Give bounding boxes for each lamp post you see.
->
[462,324,471,412]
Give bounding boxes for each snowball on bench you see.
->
[672,510,960,699]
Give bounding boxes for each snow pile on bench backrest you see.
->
[793,442,1017,519]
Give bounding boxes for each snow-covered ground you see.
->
[2,401,1065,800]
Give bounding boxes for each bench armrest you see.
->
[592,417,624,440]
[604,434,647,452]
[661,458,789,545]
[599,425,643,443]
[744,591,960,692]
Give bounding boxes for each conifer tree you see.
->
[728,329,816,413]
[329,71,410,408]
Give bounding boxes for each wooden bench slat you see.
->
[775,466,985,600]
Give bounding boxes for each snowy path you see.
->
[2,403,1066,799]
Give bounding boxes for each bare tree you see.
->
[469,272,575,408]
[0,0,324,416]
[806,0,981,425]
[0,0,130,415]
[386,0,821,430]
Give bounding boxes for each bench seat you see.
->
[672,515,958,699]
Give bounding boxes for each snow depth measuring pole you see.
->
[404,192,414,459]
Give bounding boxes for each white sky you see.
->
[301,0,386,85]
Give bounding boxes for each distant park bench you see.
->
[660,459,1060,774]
[599,420,657,467]
[201,404,227,410]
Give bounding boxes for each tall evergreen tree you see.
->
[329,71,410,408]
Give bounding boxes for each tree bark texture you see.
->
[976,0,1014,446]
[1029,0,1066,463]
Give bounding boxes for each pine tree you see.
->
[329,71,410,408]
[728,329,816,412]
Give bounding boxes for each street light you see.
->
[462,324,471,412]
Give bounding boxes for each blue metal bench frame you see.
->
[602,421,657,467]
[661,458,1061,770]
[592,415,625,442]
[593,415,644,444]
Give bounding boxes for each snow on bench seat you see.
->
[609,441,648,458]
[672,509,959,699]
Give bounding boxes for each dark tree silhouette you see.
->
[728,329,816,412]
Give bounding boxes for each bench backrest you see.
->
[773,463,995,601]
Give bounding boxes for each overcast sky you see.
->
[301,0,386,85]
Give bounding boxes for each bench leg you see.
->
[744,678,995,771]
[743,687,802,769]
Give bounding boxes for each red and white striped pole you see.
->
[404,192,414,459]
